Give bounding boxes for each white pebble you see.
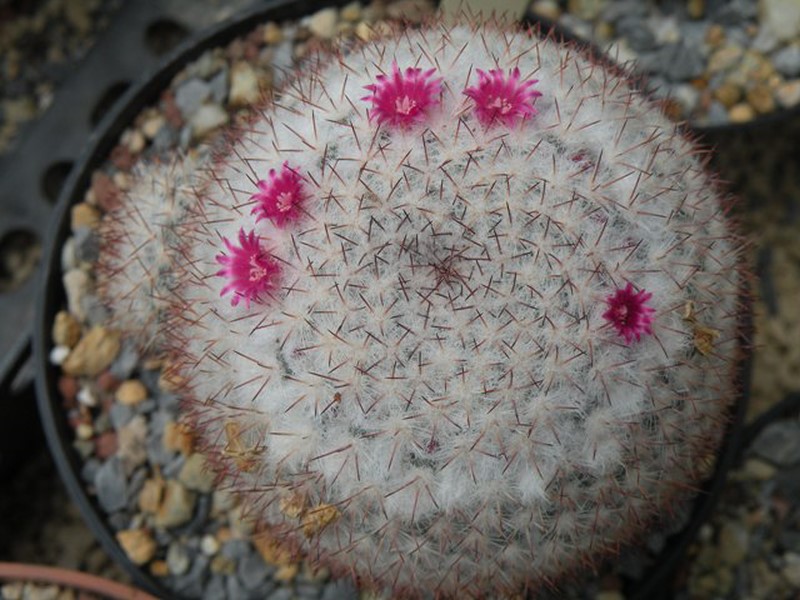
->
[49,345,70,365]
[77,386,98,407]
[200,533,220,556]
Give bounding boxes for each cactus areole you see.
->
[159,18,746,598]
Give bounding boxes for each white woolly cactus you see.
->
[154,17,747,599]
[96,156,202,352]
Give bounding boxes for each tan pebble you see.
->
[229,61,261,107]
[741,458,776,481]
[252,527,297,566]
[687,0,704,19]
[141,115,165,140]
[776,79,800,108]
[125,129,146,154]
[138,476,165,513]
[52,310,82,348]
[149,560,170,577]
[335,21,354,37]
[713,82,742,107]
[70,202,100,230]
[530,0,561,20]
[178,453,216,493]
[595,592,625,600]
[210,555,236,575]
[308,7,338,39]
[705,23,726,47]
[386,0,433,23]
[594,21,614,42]
[340,1,362,22]
[116,379,148,405]
[112,171,130,191]
[274,563,299,582]
[154,480,196,528]
[216,527,233,545]
[262,21,284,45]
[163,421,195,455]
[301,503,340,538]
[728,102,756,123]
[75,422,94,440]
[746,84,776,114]
[355,21,376,41]
[708,45,743,73]
[62,327,121,377]
[116,529,157,565]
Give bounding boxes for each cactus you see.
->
[96,155,203,353]
[100,16,747,599]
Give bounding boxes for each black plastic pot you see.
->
[33,2,752,599]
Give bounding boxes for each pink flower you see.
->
[463,67,541,127]
[363,62,442,129]
[251,162,307,227]
[602,283,655,344]
[216,229,280,308]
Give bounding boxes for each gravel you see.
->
[531,0,800,125]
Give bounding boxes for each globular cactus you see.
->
[96,155,203,353]
[104,16,747,599]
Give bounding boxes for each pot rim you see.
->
[0,562,156,600]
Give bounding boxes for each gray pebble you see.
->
[268,588,294,600]
[127,466,148,507]
[80,294,110,326]
[173,554,209,597]
[751,420,800,467]
[173,492,212,538]
[80,457,101,484]
[94,456,128,513]
[174,78,212,118]
[109,340,139,380]
[710,0,757,26]
[225,575,249,600]
[779,530,800,553]
[202,574,226,600]
[179,124,193,150]
[320,579,359,600]
[167,541,192,576]
[73,227,99,263]
[185,51,217,80]
[221,539,251,561]
[617,17,657,52]
[601,0,649,23]
[107,510,131,532]
[152,125,179,152]
[157,391,181,412]
[134,398,157,414]
[661,42,706,81]
[147,410,176,465]
[237,549,271,590]
[772,44,800,77]
[296,583,322,599]
[162,453,187,479]
[209,67,230,104]
[109,402,135,430]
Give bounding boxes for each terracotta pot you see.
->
[0,562,155,600]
